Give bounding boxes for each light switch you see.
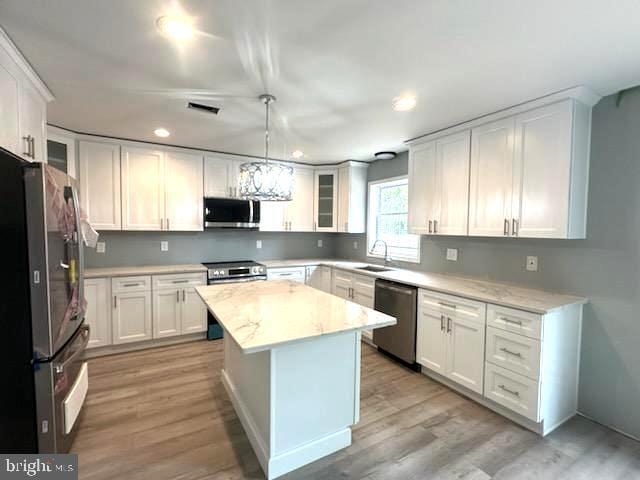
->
[353,241,358,250]
[317,239,323,248]
[526,256,538,272]
[446,248,458,261]
[96,242,106,254]
[256,240,262,249]
[161,241,169,252]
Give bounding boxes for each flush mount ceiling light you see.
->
[374,151,396,161]
[238,94,293,201]
[156,15,195,41]
[154,127,170,138]
[392,94,417,112]
[292,150,304,159]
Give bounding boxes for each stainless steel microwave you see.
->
[204,197,260,229]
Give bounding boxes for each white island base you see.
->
[221,329,361,480]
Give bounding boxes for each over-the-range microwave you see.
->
[204,197,260,229]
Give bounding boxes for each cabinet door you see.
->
[512,101,573,238]
[435,130,471,235]
[112,290,152,344]
[204,155,234,197]
[18,81,46,163]
[416,306,447,374]
[331,270,352,300]
[352,274,375,309]
[469,118,515,236]
[314,170,338,232]
[165,151,203,231]
[181,287,208,334]
[446,315,485,394]
[0,48,20,156]
[288,168,314,231]
[47,130,77,179]
[153,288,181,338]
[79,141,122,230]
[260,201,287,231]
[408,141,437,234]
[121,146,165,230]
[84,278,111,348]
[337,166,350,233]
[267,267,306,283]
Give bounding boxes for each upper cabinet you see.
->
[204,154,244,198]
[313,169,338,232]
[337,162,368,233]
[47,127,77,178]
[121,146,165,231]
[408,130,470,236]
[260,166,314,232]
[410,87,600,239]
[164,151,204,231]
[0,27,53,162]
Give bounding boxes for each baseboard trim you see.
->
[83,333,207,359]
[576,411,640,442]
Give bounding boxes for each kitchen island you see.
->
[195,280,396,480]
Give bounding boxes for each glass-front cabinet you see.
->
[313,169,338,232]
[47,127,77,178]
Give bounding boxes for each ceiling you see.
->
[2,0,640,164]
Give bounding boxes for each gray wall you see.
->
[336,92,640,439]
[85,231,338,267]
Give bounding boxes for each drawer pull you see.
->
[500,317,523,326]
[447,316,452,333]
[499,347,522,358]
[440,315,445,332]
[172,280,189,283]
[439,302,457,310]
[498,384,520,397]
[123,282,141,287]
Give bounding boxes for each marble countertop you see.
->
[196,280,396,353]
[262,259,587,314]
[85,264,207,279]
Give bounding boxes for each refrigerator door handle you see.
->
[70,186,85,313]
[55,325,90,374]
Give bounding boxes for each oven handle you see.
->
[55,325,90,374]
[208,277,267,285]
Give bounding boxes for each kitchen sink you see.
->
[356,265,393,273]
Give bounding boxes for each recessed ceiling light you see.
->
[156,15,194,41]
[154,128,170,138]
[392,94,417,112]
[292,150,304,159]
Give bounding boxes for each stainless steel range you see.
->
[202,261,267,339]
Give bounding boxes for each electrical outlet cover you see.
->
[256,240,262,249]
[161,241,169,252]
[353,241,358,249]
[96,242,106,254]
[446,248,458,261]
[317,239,323,248]
[526,255,538,272]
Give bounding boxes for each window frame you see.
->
[366,175,421,264]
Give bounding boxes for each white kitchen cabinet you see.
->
[181,286,208,334]
[164,151,203,231]
[152,273,207,337]
[121,146,165,231]
[305,265,332,292]
[18,80,46,163]
[84,277,112,348]
[260,201,287,232]
[331,268,352,300]
[331,269,376,340]
[337,162,368,233]
[260,167,314,232]
[153,288,182,338]
[408,141,438,234]
[267,267,306,283]
[79,141,122,230]
[47,127,77,178]
[111,276,153,344]
[417,290,486,394]
[0,46,21,156]
[204,154,238,198]
[313,169,338,232]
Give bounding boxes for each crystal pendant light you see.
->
[238,94,293,201]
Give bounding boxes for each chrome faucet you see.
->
[369,239,394,266]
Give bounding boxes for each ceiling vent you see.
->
[187,102,220,115]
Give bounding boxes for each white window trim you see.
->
[366,175,421,264]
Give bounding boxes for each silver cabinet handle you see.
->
[160,218,164,230]
[440,315,445,332]
[434,220,438,234]
[113,295,117,308]
[344,222,348,231]
[123,282,141,287]
[439,301,457,310]
[512,219,518,236]
[504,218,509,236]
[177,290,180,303]
[172,279,189,284]
[498,384,520,397]
[447,317,452,333]
[23,135,33,158]
[167,218,170,230]
[30,136,35,158]
[500,317,523,326]
[428,220,433,233]
[313,222,317,232]
[182,289,186,302]
[229,186,232,197]
[500,347,522,358]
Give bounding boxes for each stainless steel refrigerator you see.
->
[1,147,89,453]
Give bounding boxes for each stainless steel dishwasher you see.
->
[373,279,419,369]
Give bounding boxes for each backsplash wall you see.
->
[337,91,640,439]
[85,231,338,267]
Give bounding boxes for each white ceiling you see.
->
[2,0,640,164]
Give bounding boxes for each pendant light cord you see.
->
[264,98,270,164]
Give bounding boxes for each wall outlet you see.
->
[353,241,358,250]
[256,240,262,249]
[317,239,323,248]
[96,242,106,254]
[446,248,458,261]
[161,241,169,252]
[526,255,538,272]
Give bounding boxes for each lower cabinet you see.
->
[416,290,486,394]
[305,265,332,292]
[151,273,208,339]
[267,267,306,283]
[84,277,112,348]
[112,276,153,344]
[331,269,375,340]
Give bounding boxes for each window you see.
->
[367,176,420,263]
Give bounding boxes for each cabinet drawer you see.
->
[487,305,542,339]
[267,267,306,282]
[486,326,541,380]
[111,275,151,293]
[352,273,375,294]
[484,362,540,422]
[419,289,486,324]
[152,272,206,290]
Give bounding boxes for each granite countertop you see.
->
[263,259,587,315]
[84,264,207,279]
[195,280,396,354]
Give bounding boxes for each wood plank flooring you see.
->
[72,340,640,480]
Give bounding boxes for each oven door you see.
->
[204,197,260,228]
[34,324,90,453]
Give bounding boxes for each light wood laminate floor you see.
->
[73,340,640,480]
